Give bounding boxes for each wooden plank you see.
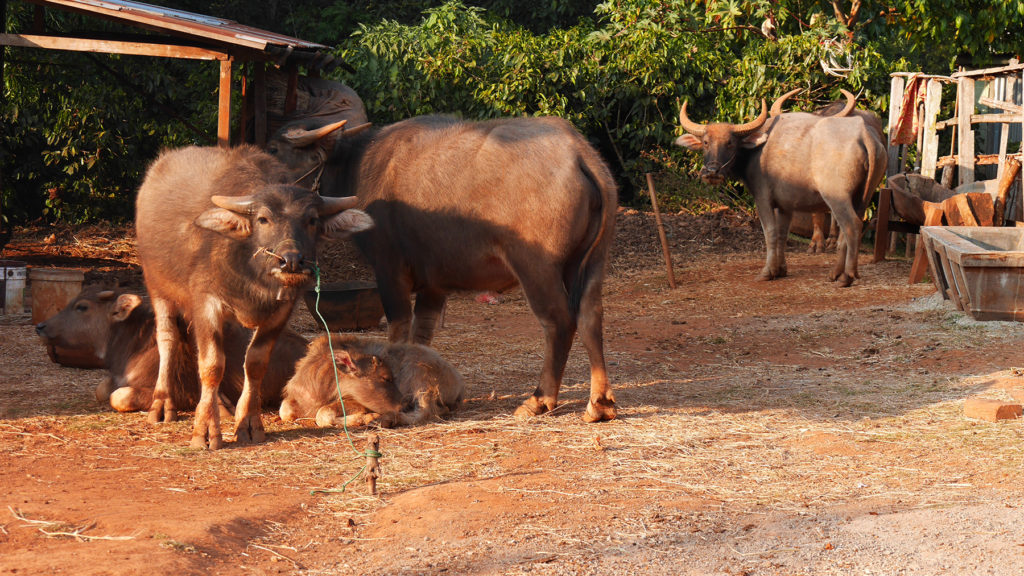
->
[886,75,905,177]
[910,203,944,284]
[0,33,230,60]
[995,156,1022,226]
[979,96,1023,114]
[217,58,231,148]
[966,193,994,226]
[951,61,1024,78]
[969,113,1024,124]
[920,79,943,178]
[957,77,975,186]
[937,152,1022,168]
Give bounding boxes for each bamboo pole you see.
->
[645,173,676,289]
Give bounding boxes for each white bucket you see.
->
[0,260,28,315]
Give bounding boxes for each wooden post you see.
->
[920,80,943,179]
[253,61,268,146]
[873,187,893,262]
[885,75,905,178]
[645,173,676,289]
[909,202,944,284]
[365,433,380,496]
[217,58,232,148]
[957,77,975,186]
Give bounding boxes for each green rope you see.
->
[309,263,383,495]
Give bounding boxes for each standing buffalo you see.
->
[676,90,887,286]
[34,284,306,414]
[134,145,372,449]
[266,114,618,422]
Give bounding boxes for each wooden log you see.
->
[995,156,1021,226]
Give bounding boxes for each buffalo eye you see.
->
[75,302,89,312]
[256,215,270,225]
[307,216,318,227]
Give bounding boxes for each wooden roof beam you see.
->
[0,32,231,60]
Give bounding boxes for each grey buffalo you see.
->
[676,90,887,286]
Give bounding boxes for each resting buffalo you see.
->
[34,285,306,414]
[134,145,372,449]
[676,90,887,286]
[280,334,464,428]
[267,114,618,422]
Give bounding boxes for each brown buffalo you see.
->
[134,145,372,449]
[676,90,887,286]
[266,114,618,423]
[280,334,464,428]
[34,284,306,414]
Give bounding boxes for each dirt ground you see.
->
[2,209,1024,576]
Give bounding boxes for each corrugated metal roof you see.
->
[27,0,328,53]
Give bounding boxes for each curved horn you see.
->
[344,122,373,138]
[211,195,256,214]
[318,194,360,216]
[834,89,857,117]
[769,89,802,117]
[734,99,769,136]
[282,119,349,147]
[678,101,706,137]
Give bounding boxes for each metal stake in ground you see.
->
[645,173,677,289]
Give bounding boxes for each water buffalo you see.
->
[266,114,618,423]
[34,284,306,414]
[134,145,373,449]
[280,334,465,428]
[675,90,887,286]
[804,91,886,254]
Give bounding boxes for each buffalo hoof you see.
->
[147,398,177,424]
[806,242,824,254]
[189,431,223,450]
[513,396,555,421]
[757,268,786,281]
[837,273,855,287]
[233,414,266,444]
[582,397,617,423]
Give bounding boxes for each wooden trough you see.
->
[920,226,1024,321]
[303,280,385,331]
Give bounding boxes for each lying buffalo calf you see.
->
[280,334,464,428]
[35,285,307,413]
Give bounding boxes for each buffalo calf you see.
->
[280,334,464,428]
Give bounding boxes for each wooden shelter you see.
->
[0,0,342,147]
[874,59,1024,273]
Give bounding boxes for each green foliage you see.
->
[2,0,1021,225]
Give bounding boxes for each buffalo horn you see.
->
[835,89,857,117]
[769,88,803,117]
[318,195,360,216]
[734,99,769,136]
[678,101,706,137]
[282,119,349,147]
[211,195,256,214]
[345,122,373,137]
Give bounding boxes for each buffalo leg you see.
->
[754,197,784,280]
[234,322,284,444]
[147,297,179,423]
[410,289,447,345]
[191,323,225,450]
[827,201,862,287]
[808,212,827,254]
[774,209,793,278]
[512,267,576,420]
[576,267,615,423]
[375,266,415,343]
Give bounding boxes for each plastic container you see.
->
[29,267,85,324]
[0,260,28,315]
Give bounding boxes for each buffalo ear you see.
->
[195,208,252,239]
[674,133,703,150]
[741,132,769,149]
[111,293,142,322]
[333,349,357,373]
[321,209,374,240]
